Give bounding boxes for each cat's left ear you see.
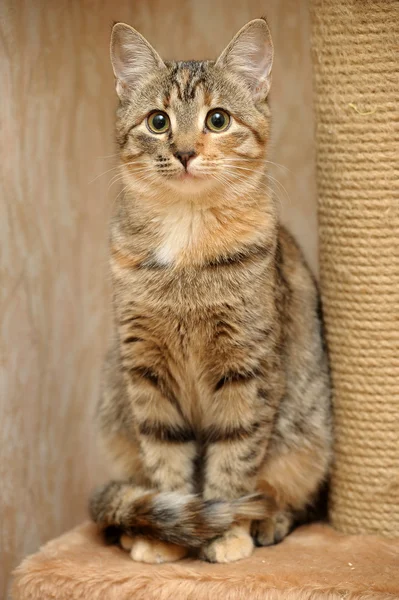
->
[215,18,273,101]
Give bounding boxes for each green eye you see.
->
[147,111,170,134]
[205,109,230,132]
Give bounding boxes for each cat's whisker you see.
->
[108,173,126,189]
[204,160,289,204]
[110,171,158,206]
[223,165,290,206]
[96,152,121,160]
[89,164,123,184]
[89,160,150,184]
[108,177,132,193]
[224,163,291,206]
[221,170,277,207]
[212,172,249,199]
[222,157,290,173]
[107,169,153,192]
[205,167,270,202]
[112,184,130,207]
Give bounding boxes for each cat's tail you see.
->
[89,481,277,548]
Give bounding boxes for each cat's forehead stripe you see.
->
[166,61,209,105]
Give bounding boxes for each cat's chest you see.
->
[154,210,198,266]
[152,202,206,267]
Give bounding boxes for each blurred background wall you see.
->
[0,0,317,594]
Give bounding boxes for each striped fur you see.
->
[89,19,332,563]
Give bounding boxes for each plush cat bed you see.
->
[12,522,399,600]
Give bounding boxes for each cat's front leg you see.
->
[200,523,254,563]
[116,330,197,562]
[125,411,196,563]
[199,377,276,563]
[200,429,259,563]
[119,423,196,563]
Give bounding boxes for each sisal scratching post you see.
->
[310,0,399,537]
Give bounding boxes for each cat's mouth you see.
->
[165,168,216,194]
[176,162,211,182]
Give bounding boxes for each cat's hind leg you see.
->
[253,436,331,547]
[251,511,293,546]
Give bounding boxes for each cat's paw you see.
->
[120,534,134,551]
[200,526,254,563]
[251,511,293,546]
[126,536,188,564]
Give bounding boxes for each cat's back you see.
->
[276,225,318,310]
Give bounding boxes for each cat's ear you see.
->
[215,18,273,101]
[110,23,165,98]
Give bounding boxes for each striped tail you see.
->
[89,481,277,548]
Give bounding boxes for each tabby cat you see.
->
[89,18,332,564]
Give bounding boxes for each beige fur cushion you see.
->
[12,522,399,599]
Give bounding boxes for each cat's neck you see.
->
[113,184,277,268]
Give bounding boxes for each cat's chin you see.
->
[165,174,217,196]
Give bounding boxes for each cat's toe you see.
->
[200,526,254,563]
[129,537,188,564]
[252,512,293,546]
[120,533,134,551]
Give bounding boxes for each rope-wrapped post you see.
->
[309,0,399,537]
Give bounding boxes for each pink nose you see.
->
[174,150,196,169]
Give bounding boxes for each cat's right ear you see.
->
[110,23,165,98]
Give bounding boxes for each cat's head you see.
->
[111,19,273,203]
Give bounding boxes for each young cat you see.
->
[89,18,332,564]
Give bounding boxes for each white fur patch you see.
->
[155,202,203,265]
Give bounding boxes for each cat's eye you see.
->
[205,109,231,133]
[147,111,170,134]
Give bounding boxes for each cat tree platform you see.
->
[12,521,399,600]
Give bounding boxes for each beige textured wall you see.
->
[0,0,316,594]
